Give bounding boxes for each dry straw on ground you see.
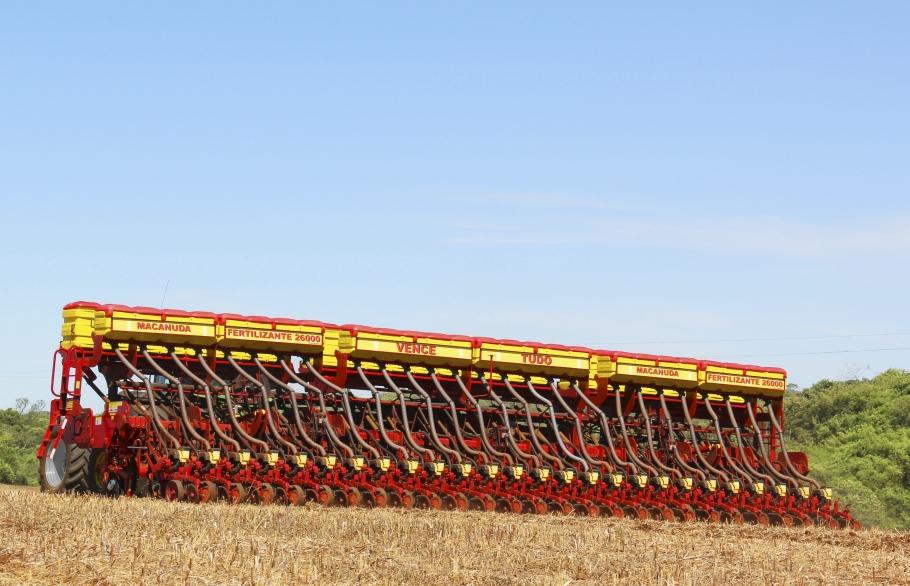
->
[0,487,907,585]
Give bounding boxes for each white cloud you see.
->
[446,201,910,258]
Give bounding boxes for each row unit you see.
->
[61,302,787,397]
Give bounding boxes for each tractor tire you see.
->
[38,429,91,494]
[85,449,114,495]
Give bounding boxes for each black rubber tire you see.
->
[134,477,152,497]
[85,449,111,494]
[38,429,91,494]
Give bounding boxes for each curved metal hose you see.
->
[633,388,678,479]
[196,352,269,452]
[356,365,409,459]
[679,390,728,482]
[656,390,705,481]
[227,356,297,455]
[430,371,484,464]
[765,399,821,489]
[525,378,588,472]
[406,370,462,464]
[301,362,380,460]
[170,352,241,452]
[113,348,180,450]
[454,373,513,465]
[380,368,432,458]
[502,377,563,470]
[256,358,325,456]
[702,395,752,484]
[280,360,354,459]
[142,350,210,450]
[575,384,632,474]
[550,381,602,470]
[482,375,539,468]
[612,387,657,476]
[744,399,797,487]
[723,397,775,485]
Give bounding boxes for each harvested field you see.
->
[0,488,906,585]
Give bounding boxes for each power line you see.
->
[611,332,910,345]
[723,346,910,359]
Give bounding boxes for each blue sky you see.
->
[1,2,908,405]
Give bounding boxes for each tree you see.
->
[785,369,910,530]
[0,400,50,486]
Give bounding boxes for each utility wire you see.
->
[723,346,910,359]
[611,332,910,345]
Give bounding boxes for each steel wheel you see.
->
[198,481,219,503]
[288,486,306,506]
[679,505,697,522]
[184,483,199,503]
[164,480,185,502]
[453,492,469,511]
[258,483,276,505]
[228,482,247,504]
[371,487,389,508]
[345,487,363,507]
[317,485,335,506]
[399,490,416,509]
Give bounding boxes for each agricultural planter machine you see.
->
[38,302,857,528]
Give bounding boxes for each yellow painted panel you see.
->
[597,354,699,389]
[612,362,699,387]
[341,331,474,367]
[219,320,324,353]
[61,307,96,349]
[477,342,589,377]
[321,329,344,367]
[95,310,217,346]
[700,370,787,396]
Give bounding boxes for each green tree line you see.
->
[785,369,910,530]
[2,370,908,529]
[0,398,49,486]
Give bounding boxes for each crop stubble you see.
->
[0,488,906,585]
